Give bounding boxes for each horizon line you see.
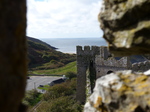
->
[27,36,102,39]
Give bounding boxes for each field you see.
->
[29,61,77,75]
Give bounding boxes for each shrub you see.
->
[34,78,82,112]
[66,71,77,79]
[37,96,82,112]
[69,78,77,91]
[43,81,75,101]
[22,89,42,106]
[50,59,58,64]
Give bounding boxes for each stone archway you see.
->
[107,70,113,74]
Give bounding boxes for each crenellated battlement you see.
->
[76,46,100,56]
[76,46,150,103]
[95,56,129,68]
[77,45,149,74]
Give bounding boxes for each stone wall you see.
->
[84,70,150,112]
[132,61,150,72]
[0,0,27,112]
[98,0,150,56]
[95,64,128,78]
[84,0,150,111]
[76,46,150,104]
[76,46,100,103]
[95,55,129,78]
[96,56,129,68]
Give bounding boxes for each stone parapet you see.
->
[76,46,100,56]
[95,55,128,68]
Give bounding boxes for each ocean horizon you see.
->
[41,38,107,54]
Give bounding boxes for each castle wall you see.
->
[77,46,100,56]
[95,66,128,78]
[95,56,129,67]
[132,61,150,72]
[76,46,150,103]
[95,55,130,78]
[76,46,100,103]
[76,66,87,104]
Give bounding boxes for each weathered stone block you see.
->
[84,70,150,112]
[99,0,150,56]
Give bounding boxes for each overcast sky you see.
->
[27,0,103,39]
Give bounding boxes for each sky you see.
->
[27,0,103,39]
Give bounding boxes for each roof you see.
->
[114,55,148,64]
[52,78,65,84]
[129,55,148,64]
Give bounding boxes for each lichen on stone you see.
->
[99,0,150,56]
[84,70,150,112]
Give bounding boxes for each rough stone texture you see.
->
[86,67,92,99]
[0,0,27,112]
[76,46,100,104]
[95,48,150,77]
[82,0,150,111]
[95,47,130,78]
[99,0,150,56]
[76,46,150,104]
[84,70,150,112]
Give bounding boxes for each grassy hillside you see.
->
[27,36,76,71]
[24,78,82,112]
[30,61,77,75]
[27,36,57,50]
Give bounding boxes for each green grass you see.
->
[34,79,83,112]
[23,89,43,106]
[31,61,77,75]
[38,85,50,90]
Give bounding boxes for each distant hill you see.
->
[27,36,76,69]
[27,36,57,50]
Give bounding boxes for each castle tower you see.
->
[76,46,150,104]
[76,46,100,103]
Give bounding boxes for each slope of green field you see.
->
[30,61,77,75]
[27,36,76,68]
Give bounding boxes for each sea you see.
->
[41,38,107,54]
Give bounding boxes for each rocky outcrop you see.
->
[84,70,150,112]
[99,0,150,56]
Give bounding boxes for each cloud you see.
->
[27,0,103,38]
